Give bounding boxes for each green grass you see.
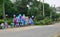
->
[57,35,60,37]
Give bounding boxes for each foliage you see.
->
[5,0,17,17]
[0,1,3,18]
[0,0,59,18]
[40,17,52,25]
[34,17,53,25]
[0,0,60,25]
[0,19,4,23]
[6,18,12,25]
[0,18,12,25]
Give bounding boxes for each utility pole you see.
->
[3,0,6,22]
[43,0,45,17]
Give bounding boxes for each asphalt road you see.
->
[0,23,60,37]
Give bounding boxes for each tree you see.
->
[27,0,41,16]
[44,3,51,17]
[5,0,17,17]
[14,0,28,16]
[0,0,3,18]
[0,5,3,18]
[0,0,59,20]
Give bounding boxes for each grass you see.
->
[53,34,60,37]
[57,35,60,37]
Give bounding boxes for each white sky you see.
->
[40,0,60,7]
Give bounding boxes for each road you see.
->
[0,23,60,37]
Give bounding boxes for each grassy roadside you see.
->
[57,35,60,37]
[53,33,60,37]
[54,35,60,37]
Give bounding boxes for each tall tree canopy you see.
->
[0,0,59,20]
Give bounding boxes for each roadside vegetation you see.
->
[0,0,60,25]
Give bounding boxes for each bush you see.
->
[0,19,12,25]
[34,20,40,25]
[40,17,53,25]
[35,15,44,21]
[7,19,12,25]
[0,19,4,23]
[6,18,12,25]
[34,17,53,25]
[40,19,52,25]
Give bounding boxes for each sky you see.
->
[11,0,60,7]
[40,0,60,7]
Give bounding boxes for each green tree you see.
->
[14,0,28,16]
[0,0,3,18]
[5,0,17,17]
